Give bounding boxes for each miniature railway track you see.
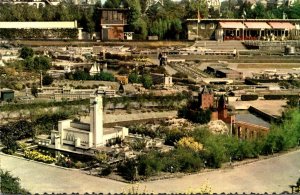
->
[169,63,208,82]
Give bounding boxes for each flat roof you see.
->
[64,127,90,132]
[0,21,78,29]
[217,68,241,74]
[1,89,14,93]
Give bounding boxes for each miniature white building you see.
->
[150,73,173,87]
[89,62,101,76]
[49,95,128,150]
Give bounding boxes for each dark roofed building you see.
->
[234,113,270,140]
[99,8,128,41]
[0,89,14,102]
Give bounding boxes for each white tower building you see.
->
[90,95,104,147]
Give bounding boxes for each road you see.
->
[1,150,300,194]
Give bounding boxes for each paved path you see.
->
[1,150,300,194]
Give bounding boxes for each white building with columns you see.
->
[42,95,128,152]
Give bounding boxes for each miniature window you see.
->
[200,24,205,29]
[209,23,215,29]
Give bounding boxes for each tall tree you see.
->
[125,0,148,39]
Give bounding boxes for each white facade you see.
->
[37,86,116,100]
[89,62,101,76]
[90,96,104,147]
[48,95,128,151]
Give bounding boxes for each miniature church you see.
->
[198,86,235,123]
[49,95,128,151]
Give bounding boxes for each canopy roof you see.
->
[219,22,245,29]
[244,22,271,29]
[268,22,295,29]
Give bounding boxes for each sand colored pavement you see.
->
[1,150,300,194]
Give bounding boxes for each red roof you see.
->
[244,22,271,29]
[268,22,295,29]
[219,22,245,29]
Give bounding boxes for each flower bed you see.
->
[24,150,56,164]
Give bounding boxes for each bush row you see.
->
[118,109,300,180]
[264,94,299,100]
[0,29,78,39]
[241,94,258,101]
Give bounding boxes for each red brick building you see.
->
[99,8,128,41]
[198,86,214,110]
[198,86,270,140]
[198,87,234,124]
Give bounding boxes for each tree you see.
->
[42,74,54,86]
[94,72,115,81]
[31,85,38,97]
[24,56,51,72]
[141,74,153,89]
[103,0,122,8]
[0,169,28,194]
[252,2,266,18]
[33,56,51,72]
[125,0,148,39]
[288,2,300,19]
[128,72,140,83]
[20,46,34,59]
[72,70,90,80]
[0,120,33,154]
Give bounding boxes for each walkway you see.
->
[1,150,300,194]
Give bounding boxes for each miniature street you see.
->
[1,149,300,194]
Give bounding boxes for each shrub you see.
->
[101,165,112,176]
[74,161,86,169]
[1,169,29,194]
[177,137,203,152]
[264,94,298,100]
[20,46,33,59]
[94,72,115,81]
[138,152,163,177]
[241,94,258,101]
[117,159,138,181]
[42,74,54,86]
[172,72,188,78]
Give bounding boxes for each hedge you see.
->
[0,29,78,39]
[241,94,259,101]
[264,94,299,100]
